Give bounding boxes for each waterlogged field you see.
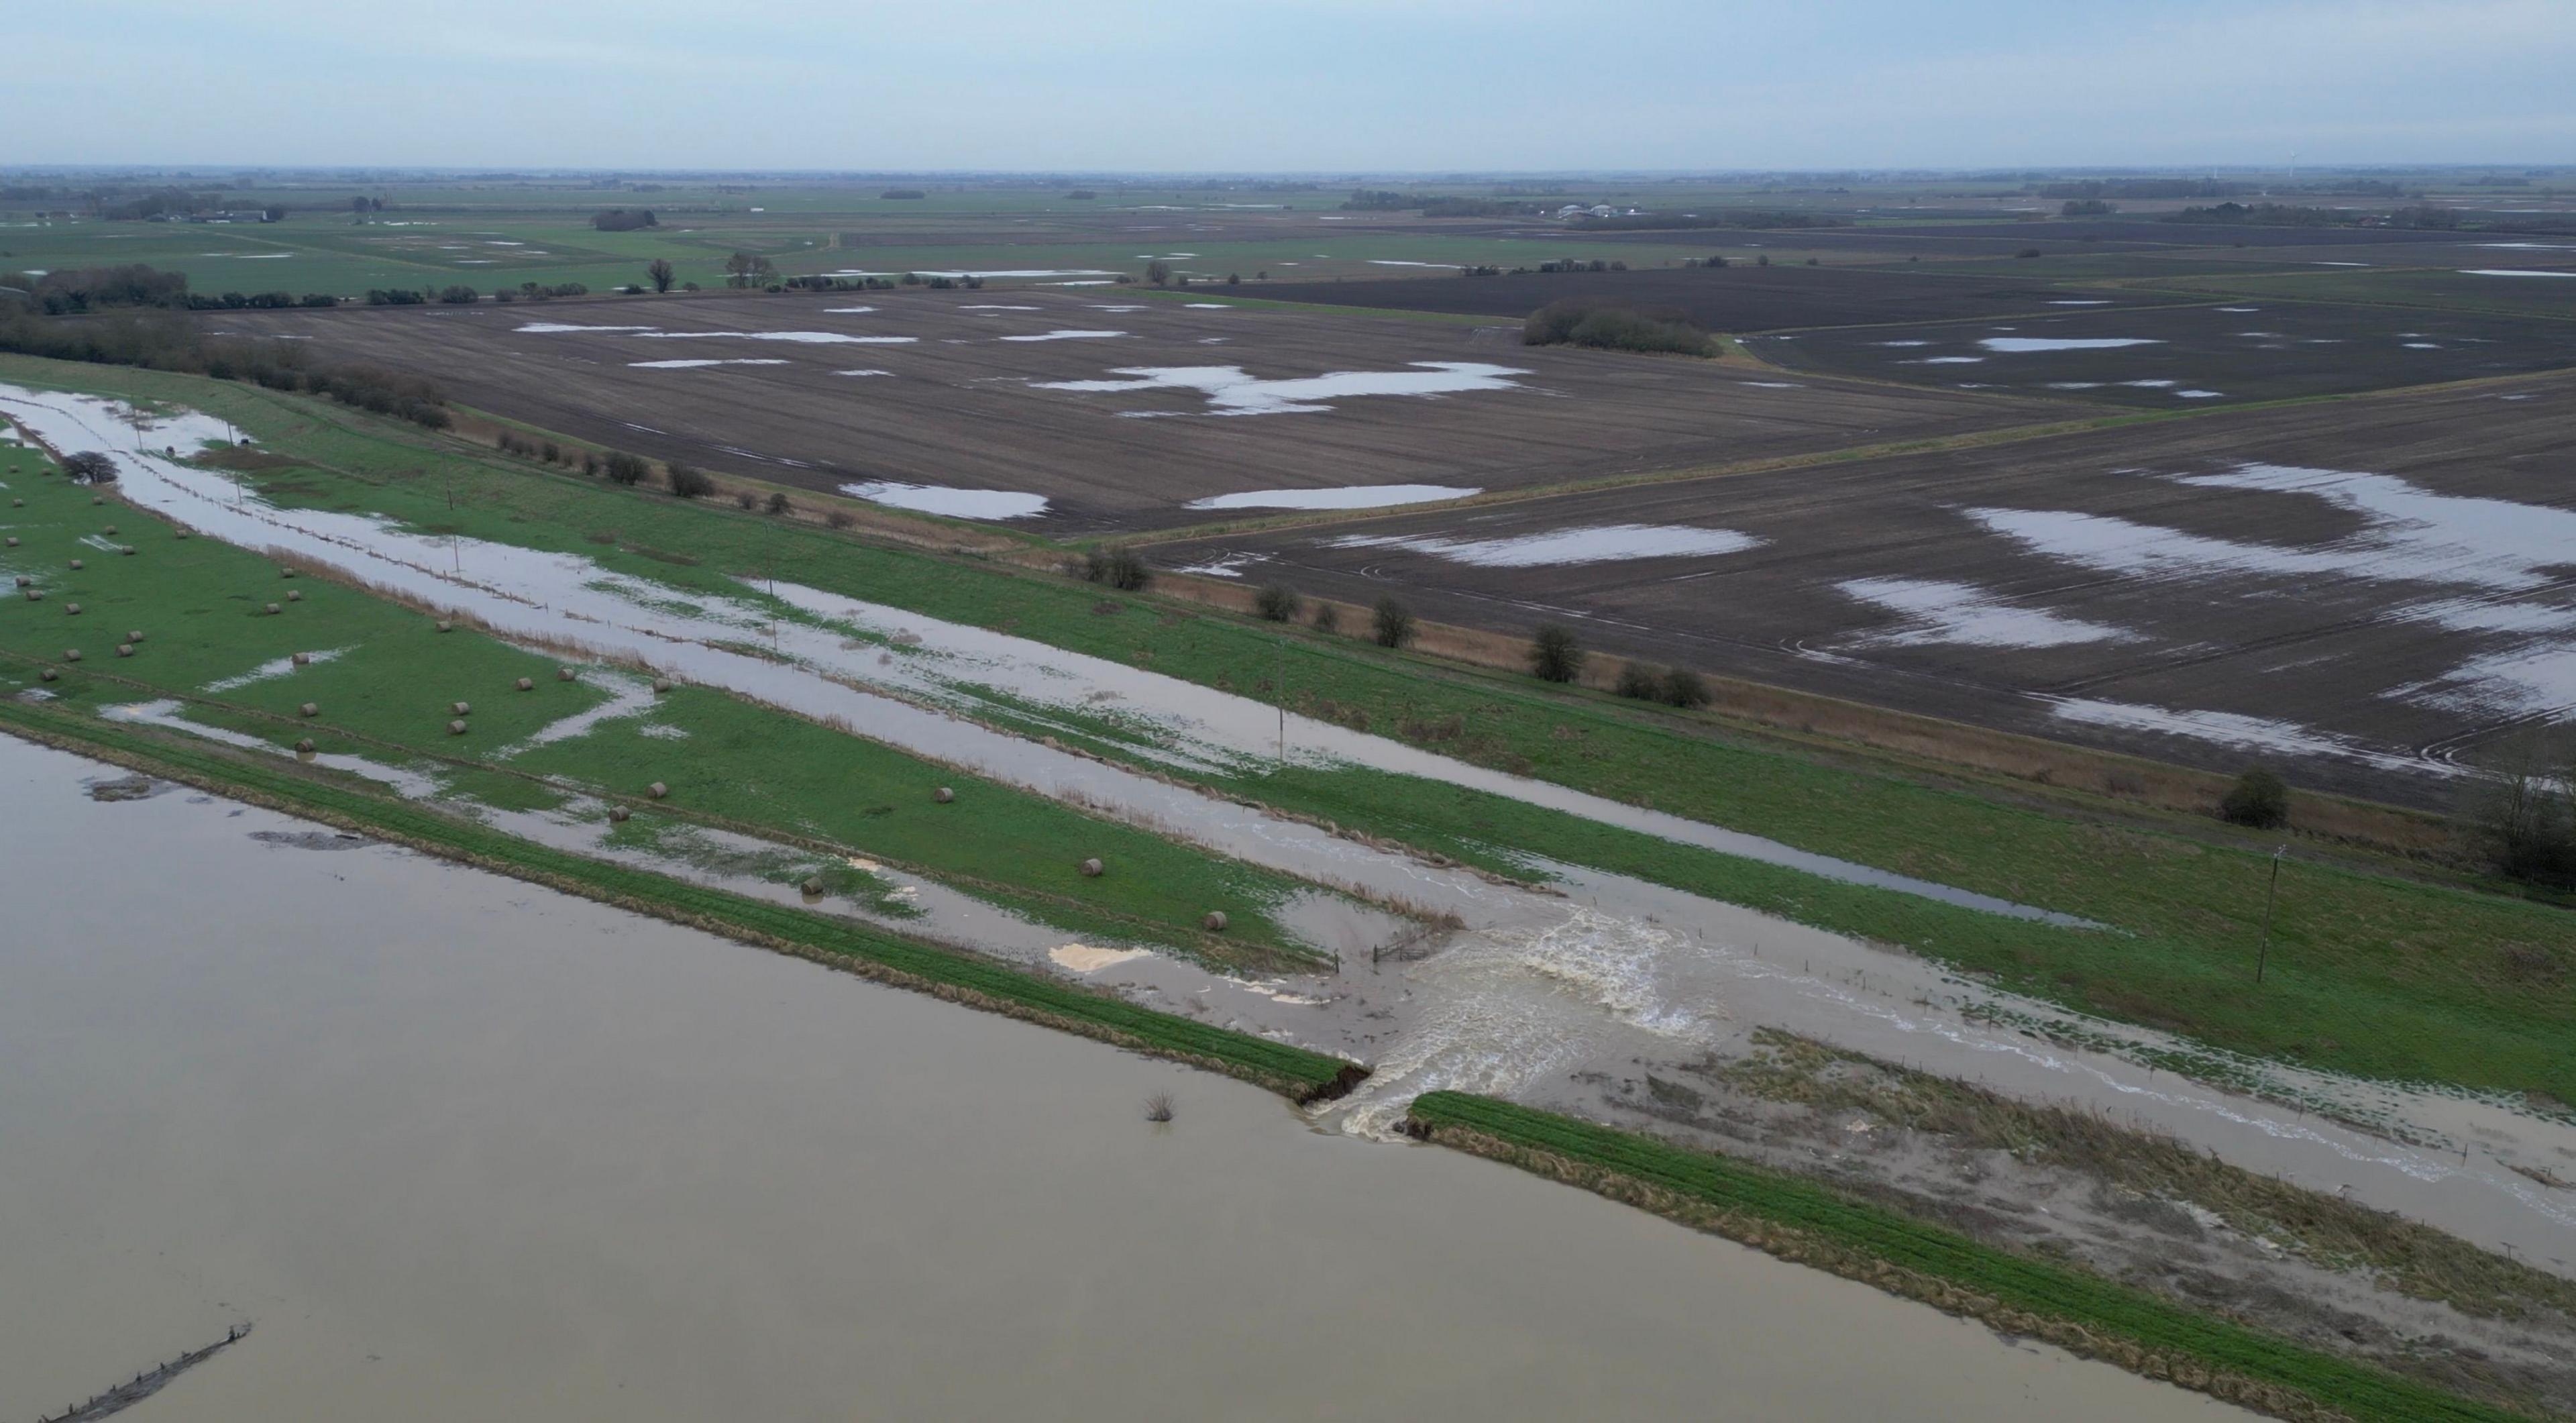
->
[201,291,2043,529]
[1746,299,2576,405]
[6,357,2573,1135]
[1157,370,2576,806]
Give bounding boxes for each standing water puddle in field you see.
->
[1329,525,1763,568]
[836,480,1051,519]
[7,383,2574,1266]
[1185,484,1482,511]
[1034,362,1533,417]
[1836,577,2134,649]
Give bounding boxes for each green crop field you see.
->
[6,354,2570,1108]
[1405,1092,2529,1423]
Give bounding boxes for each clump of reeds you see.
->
[1143,1094,1175,1123]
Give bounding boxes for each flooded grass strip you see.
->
[1402,1092,2531,1423]
[0,698,1367,1104]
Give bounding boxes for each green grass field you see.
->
[1404,1092,2530,1423]
[6,354,2570,1108]
[0,425,1337,965]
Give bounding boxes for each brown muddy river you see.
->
[0,735,2243,1420]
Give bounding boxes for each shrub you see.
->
[1254,584,1301,622]
[61,450,119,484]
[1371,597,1415,649]
[2218,768,2290,829]
[1081,545,1152,592]
[666,463,716,499]
[435,285,478,304]
[735,490,759,509]
[765,491,793,516]
[1615,661,1662,700]
[824,509,855,529]
[1660,667,1709,708]
[1523,299,1709,356]
[1311,603,1339,635]
[581,452,601,477]
[2468,736,2575,886]
[602,451,649,486]
[1527,623,1583,682]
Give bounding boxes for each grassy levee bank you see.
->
[1402,1092,2533,1423]
[0,695,1366,1104]
[7,355,2573,1106]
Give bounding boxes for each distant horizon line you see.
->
[5,162,2571,181]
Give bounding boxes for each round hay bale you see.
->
[1079,857,1104,878]
[40,667,58,682]
[91,494,105,505]
[67,558,83,570]
[63,648,81,663]
[3,535,16,546]
[64,602,81,615]
[448,719,468,736]
[120,545,136,556]
[280,568,297,580]
[103,524,117,535]
[800,877,825,897]
[116,643,133,657]
[515,676,534,692]
[174,529,189,540]
[651,678,673,694]
[286,589,303,602]
[265,602,281,615]
[300,701,319,717]
[451,700,471,716]
[7,498,17,509]
[13,574,28,586]
[647,781,669,800]
[25,589,43,602]
[1201,910,1229,933]
[290,651,310,666]
[557,667,575,682]
[295,737,315,753]
[127,630,145,643]
[933,786,955,804]
[435,619,453,633]
[608,804,631,823]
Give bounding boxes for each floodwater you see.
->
[837,479,1051,520]
[9,383,2573,1273]
[1330,523,1762,568]
[1036,362,1532,417]
[0,736,2245,1422]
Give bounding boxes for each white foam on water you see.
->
[1980,337,2161,352]
[1330,523,1761,568]
[997,329,1128,342]
[1186,484,1480,511]
[629,358,793,369]
[1837,578,2132,649]
[837,480,1050,520]
[1036,362,1533,417]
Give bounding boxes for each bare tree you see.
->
[645,259,676,294]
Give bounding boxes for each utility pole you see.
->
[2255,846,2286,984]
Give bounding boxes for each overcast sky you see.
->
[13,0,2572,172]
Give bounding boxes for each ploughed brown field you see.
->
[1148,371,2576,808]
[201,291,2047,531]
[1223,264,2198,332]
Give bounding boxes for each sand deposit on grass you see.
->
[838,480,1049,520]
[1980,337,2161,353]
[1838,578,2131,649]
[997,330,1128,342]
[1331,524,1761,568]
[1186,485,1480,512]
[630,358,792,369]
[1034,362,1533,417]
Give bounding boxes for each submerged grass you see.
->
[0,694,1365,1103]
[1404,1091,2533,1423]
[7,356,2573,1104]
